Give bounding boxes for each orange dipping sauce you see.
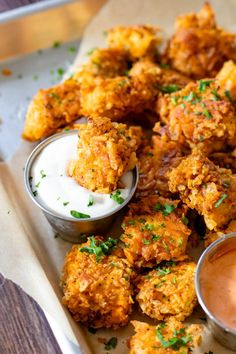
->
[200,238,236,329]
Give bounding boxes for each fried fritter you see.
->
[22,77,81,141]
[156,79,236,153]
[168,152,236,230]
[205,219,236,247]
[165,3,236,79]
[130,318,202,354]
[121,196,190,268]
[67,117,142,193]
[136,262,197,321]
[216,60,236,101]
[106,25,161,60]
[137,136,184,197]
[61,237,134,329]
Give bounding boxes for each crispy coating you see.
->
[168,152,236,230]
[106,25,161,60]
[156,79,236,153]
[165,3,236,79]
[22,78,81,141]
[136,262,197,321]
[80,59,189,122]
[216,60,236,101]
[61,238,134,329]
[137,136,184,197]
[121,196,190,268]
[205,219,236,247]
[67,117,142,193]
[130,319,202,354]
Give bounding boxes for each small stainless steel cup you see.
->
[195,232,236,351]
[24,131,139,243]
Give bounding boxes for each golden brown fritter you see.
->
[137,136,184,197]
[165,3,236,79]
[156,79,236,153]
[130,319,202,354]
[67,117,142,193]
[136,262,197,321]
[168,152,236,230]
[22,77,81,141]
[106,25,161,60]
[216,60,236,101]
[121,196,190,268]
[205,219,236,247]
[61,237,134,329]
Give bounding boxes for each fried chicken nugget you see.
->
[22,77,81,141]
[168,152,236,230]
[61,237,134,328]
[205,219,236,247]
[136,262,197,322]
[216,60,236,101]
[130,318,202,354]
[156,79,236,153]
[106,25,161,60]
[137,136,184,197]
[121,196,190,268]
[67,117,142,193]
[165,3,236,79]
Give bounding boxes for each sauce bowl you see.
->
[195,232,236,350]
[24,131,139,243]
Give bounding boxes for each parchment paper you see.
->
[1,0,236,353]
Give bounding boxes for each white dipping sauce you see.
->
[30,134,134,219]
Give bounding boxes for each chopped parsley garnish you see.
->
[214,193,228,208]
[110,190,125,204]
[40,170,46,178]
[199,80,212,92]
[128,219,135,225]
[57,68,65,76]
[35,182,40,188]
[171,96,178,105]
[80,236,117,262]
[156,324,192,350]
[182,91,200,103]
[211,89,221,101]
[172,277,177,284]
[68,46,76,53]
[178,238,183,246]
[155,280,166,288]
[32,190,38,197]
[160,222,166,228]
[156,84,180,93]
[87,195,94,207]
[53,41,61,48]
[70,210,91,219]
[157,267,171,276]
[104,337,118,350]
[180,103,185,109]
[154,202,162,211]
[162,204,175,216]
[199,135,205,142]
[181,216,189,225]
[49,92,61,101]
[145,223,154,231]
[203,109,212,118]
[63,202,69,206]
[143,239,150,245]
[138,218,146,223]
[152,234,160,241]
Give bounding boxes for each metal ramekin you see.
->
[24,131,139,243]
[195,232,236,350]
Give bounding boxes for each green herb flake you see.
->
[154,202,162,211]
[199,135,205,142]
[128,219,135,225]
[178,238,183,246]
[57,68,65,76]
[180,103,185,109]
[156,84,180,93]
[80,236,117,262]
[87,195,94,207]
[110,190,125,205]
[157,267,171,276]
[162,204,175,216]
[145,223,155,231]
[33,190,38,197]
[104,337,118,350]
[152,234,160,241]
[203,109,212,119]
[171,96,178,105]
[68,46,76,53]
[138,218,146,224]
[199,80,212,92]
[49,92,61,101]
[143,239,151,245]
[40,170,46,178]
[63,202,69,206]
[211,89,221,101]
[160,222,166,228]
[225,90,233,101]
[181,216,189,225]
[35,181,40,188]
[182,91,200,103]
[156,324,192,350]
[172,277,177,284]
[214,193,228,208]
[70,210,91,219]
[53,41,61,48]
[155,280,166,288]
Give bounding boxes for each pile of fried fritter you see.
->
[23,3,236,353]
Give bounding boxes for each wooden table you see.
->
[0,0,44,12]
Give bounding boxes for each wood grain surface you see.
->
[0,273,62,354]
[0,0,44,12]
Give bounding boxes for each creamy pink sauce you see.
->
[200,240,236,329]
